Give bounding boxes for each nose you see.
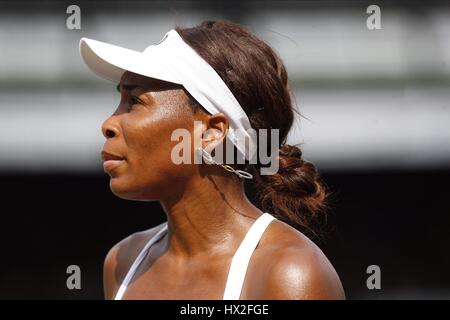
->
[101,116,119,139]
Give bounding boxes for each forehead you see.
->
[119,71,181,91]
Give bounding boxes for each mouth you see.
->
[101,150,126,173]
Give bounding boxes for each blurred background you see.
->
[0,0,449,299]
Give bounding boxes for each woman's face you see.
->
[101,71,204,201]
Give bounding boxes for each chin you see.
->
[108,175,162,201]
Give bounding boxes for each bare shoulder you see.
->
[247,219,346,300]
[102,222,167,300]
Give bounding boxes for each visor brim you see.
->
[79,37,181,84]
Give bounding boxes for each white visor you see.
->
[79,29,257,162]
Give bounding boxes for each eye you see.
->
[131,96,143,105]
[127,96,142,111]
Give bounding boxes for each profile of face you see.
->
[101,71,229,201]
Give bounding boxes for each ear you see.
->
[202,113,229,153]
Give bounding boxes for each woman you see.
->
[79,20,345,300]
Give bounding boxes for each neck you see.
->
[159,172,262,260]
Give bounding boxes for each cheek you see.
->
[123,118,171,168]
[121,110,195,180]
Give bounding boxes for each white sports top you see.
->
[114,212,276,300]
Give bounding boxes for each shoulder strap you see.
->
[222,213,276,300]
[114,222,168,300]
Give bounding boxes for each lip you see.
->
[101,150,126,173]
[103,159,125,172]
[101,150,124,161]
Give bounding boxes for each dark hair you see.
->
[176,20,328,239]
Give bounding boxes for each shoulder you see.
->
[103,222,167,300]
[247,219,346,300]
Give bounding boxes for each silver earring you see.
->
[195,148,253,180]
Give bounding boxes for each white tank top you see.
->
[114,212,276,300]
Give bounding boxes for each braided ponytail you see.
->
[177,20,329,239]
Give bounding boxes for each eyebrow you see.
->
[116,84,140,93]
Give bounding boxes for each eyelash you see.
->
[127,96,142,111]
